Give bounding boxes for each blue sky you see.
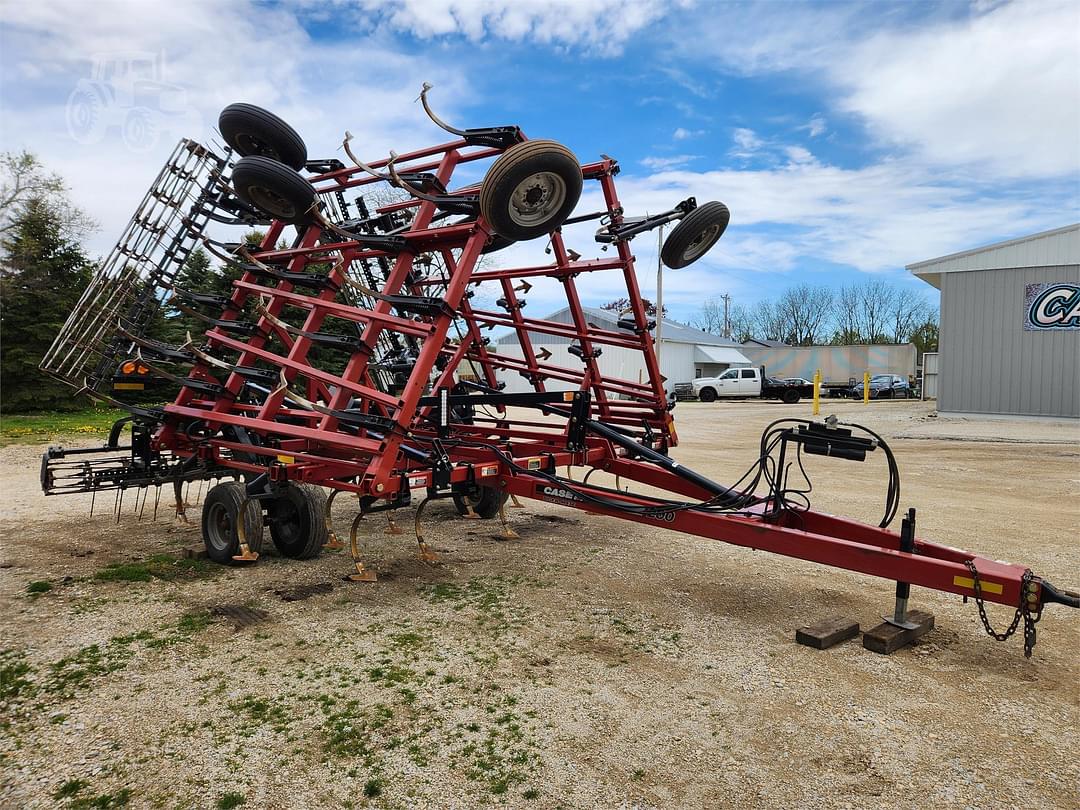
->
[1,0,1078,324]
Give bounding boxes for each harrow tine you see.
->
[152,485,160,522]
[323,489,345,550]
[137,487,147,521]
[115,488,123,524]
[346,512,378,582]
[412,497,441,563]
[89,488,96,519]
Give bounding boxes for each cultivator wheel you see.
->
[202,481,264,565]
[267,483,328,560]
[218,103,308,170]
[36,86,1078,659]
[479,139,583,240]
[231,156,317,224]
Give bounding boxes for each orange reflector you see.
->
[563,392,575,401]
[120,361,137,374]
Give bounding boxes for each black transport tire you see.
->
[698,387,717,403]
[202,481,264,565]
[219,103,308,170]
[480,140,582,241]
[267,483,328,559]
[661,201,731,269]
[781,388,800,404]
[231,156,317,224]
[452,486,508,519]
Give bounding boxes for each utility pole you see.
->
[721,293,732,339]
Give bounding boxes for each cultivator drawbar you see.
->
[39,88,1077,656]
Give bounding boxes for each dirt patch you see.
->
[1,400,1077,808]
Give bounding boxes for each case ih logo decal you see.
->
[536,484,584,505]
[1025,283,1080,331]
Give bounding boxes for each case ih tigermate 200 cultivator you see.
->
[39,89,1076,657]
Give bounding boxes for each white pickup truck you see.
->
[691,366,810,403]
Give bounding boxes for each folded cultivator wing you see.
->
[39,89,1076,657]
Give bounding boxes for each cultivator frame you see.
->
[38,90,1076,657]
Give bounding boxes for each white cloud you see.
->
[730,127,763,157]
[641,154,699,170]
[675,0,1080,178]
[673,127,705,141]
[333,0,678,54]
[0,0,473,256]
[803,114,827,138]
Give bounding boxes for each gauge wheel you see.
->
[202,481,264,565]
[219,103,308,170]
[479,139,582,241]
[452,486,508,519]
[661,201,731,269]
[231,156,317,224]
[267,483,328,559]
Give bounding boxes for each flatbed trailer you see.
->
[38,91,1076,659]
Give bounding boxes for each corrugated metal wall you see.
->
[940,264,1080,417]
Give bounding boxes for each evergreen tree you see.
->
[0,199,94,412]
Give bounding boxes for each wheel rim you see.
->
[681,223,720,263]
[247,184,297,219]
[508,171,567,228]
[206,502,232,553]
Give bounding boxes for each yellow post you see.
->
[812,369,821,415]
[863,371,870,405]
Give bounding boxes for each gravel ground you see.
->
[1,400,1077,809]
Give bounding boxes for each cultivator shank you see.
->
[37,91,1077,657]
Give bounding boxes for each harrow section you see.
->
[37,91,1076,657]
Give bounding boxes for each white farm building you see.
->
[493,306,750,395]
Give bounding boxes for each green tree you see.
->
[0,199,94,412]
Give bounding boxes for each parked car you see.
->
[692,367,812,404]
[784,377,814,387]
[848,374,912,399]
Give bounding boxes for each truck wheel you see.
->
[661,201,730,269]
[453,486,508,519]
[480,140,582,241]
[231,156,317,224]
[781,388,800,404]
[219,103,308,171]
[267,483,328,559]
[698,387,717,403]
[202,482,264,565]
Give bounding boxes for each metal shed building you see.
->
[492,306,750,395]
[908,224,1080,418]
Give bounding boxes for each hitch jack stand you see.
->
[863,508,935,654]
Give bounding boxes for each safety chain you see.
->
[965,560,1042,658]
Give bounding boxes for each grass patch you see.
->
[362,779,383,798]
[27,580,53,595]
[53,779,88,799]
[0,407,128,447]
[216,792,246,809]
[0,649,37,703]
[68,788,132,809]
[93,555,219,583]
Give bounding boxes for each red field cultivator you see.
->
[39,88,1076,656]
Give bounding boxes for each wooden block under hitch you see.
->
[796,617,860,650]
[862,610,934,654]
